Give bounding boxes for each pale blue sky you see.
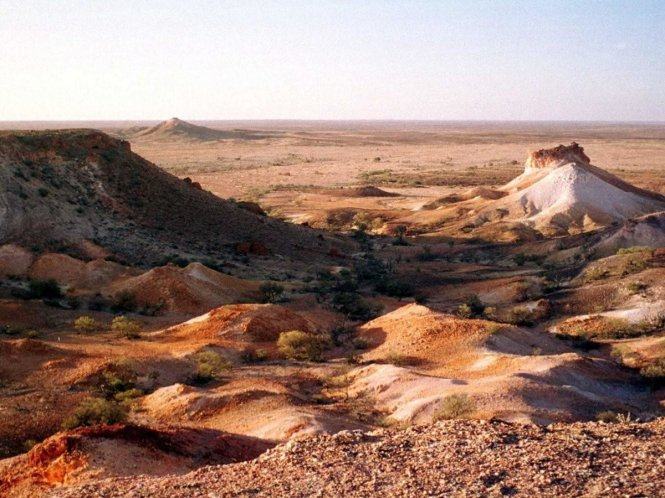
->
[1,0,663,120]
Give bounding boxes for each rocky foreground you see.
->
[51,419,664,497]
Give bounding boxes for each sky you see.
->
[1,0,664,121]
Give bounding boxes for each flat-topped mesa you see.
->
[524,142,590,171]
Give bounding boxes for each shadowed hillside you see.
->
[0,130,347,270]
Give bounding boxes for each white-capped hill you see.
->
[494,143,665,232]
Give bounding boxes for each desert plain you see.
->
[0,119,663,496]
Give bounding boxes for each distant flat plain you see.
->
[2,121,664,199]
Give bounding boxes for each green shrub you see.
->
[259,282,284,303]
[111,291,137,313]
[277,330,331,362]
[61,398,127,429]
[383,351,419,366]
[626,281,648,294]
[114,388,144,404]
[617,246,652,255]
[507,307,535,326]
[74,315,98,332]
[352,337,369,350]
[111,316,141,339]
[392,225,408,246]
[375,278,414,298]
[27,279,62,299]
[332,292,381,321]
[596,410,620,423]
[457,303,473,319]
[433,394,476,420]
[457,295,484,318]
[584,266,609,281]
[23,439,38,452]
[240,347,268,363]
[640,358,665,379]
[190,350,230,384]
[99,360,137,398]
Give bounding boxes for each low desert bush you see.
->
[99,360,137,398]
[190,350,230,384]
[433,394,476,420]
[332,292,382,321]
[240,347,268,363]
[596,411,634,423]
[110,291,137,313]
[596,410,620,423]
[27,279,62,299]
[352,337,369,350]
[277,330,331,362]
[74,315,98,333]
[640,358,665,380]
[584,266,609,282]
[382,351,419,366]
[616,246,653,255]
[457,294,485,319]
[626,281,648,294]
[457,303,473,319]
[507,307,536,326]
[61,398,127,429]
[111,316,142,339]
[114,388,144,404]
[259,282,285,303]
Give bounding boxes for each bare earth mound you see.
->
[0,130,342,268]
[51,419,665,498]
[0,424,269,498]
[352,304,657,423]
[413,143,665,238]
[133,118,271,142]
[107,263,260,314]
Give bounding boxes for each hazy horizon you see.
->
[2,0,664,121]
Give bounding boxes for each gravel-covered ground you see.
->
[51,418,665,497]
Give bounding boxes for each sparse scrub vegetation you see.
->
[190,350,231,385]
[616,246,653,255]
[61,398,127,430]
[382,351,419,366]
[640,358,665,381]
[277,330,331,362]
[626,281,648,294]
[111,291,137,312]
[584,266,610,282]
[240,347,269,363]
[259,282,285,303]
[111,316,142,339]
[26,279,62,299]
[433,394,476,420]
[74,315,98,332]
[457,294,485,319]
[507,307,536,327]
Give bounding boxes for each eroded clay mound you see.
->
[133,118,271,142]
[325,185,400,198]
[352,304,657,424]
[141,379,362,442]
[593,211,665,257]
[0,129,338,267]
[423,187,507,209]
[107,263,260,314]
[163,303,316,342]
[419,143,665,236]
[50,419,665,498]
[0,424,270,498]
[29,253,136,291]
[0,244,33,277]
